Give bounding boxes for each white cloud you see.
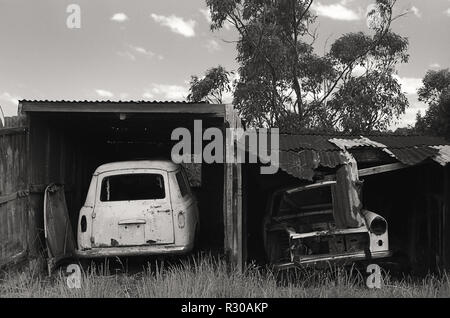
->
[142,92,155,99]
[394,75,422,95]
[411,6,421,18]
[0,92,20,117]
[430,63,441,68]
[312,1,361,21]
[118,44,162,61]
[95,89,114,98]
[117,51,136,61]
[204,39,221,53]
[445,8,450,17]
[119,93,129,100]
[396,107,424,127]
[199,7,233,30]
[199,8,212,23]
[0,92,19,105]
[111,13,129,23]
[150,14,196,37]
[144,84,189,100]
[128,44,156,58]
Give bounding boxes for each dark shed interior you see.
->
[362,163,449,273]
[22,101,228,256]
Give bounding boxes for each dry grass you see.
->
[1,254,450,298]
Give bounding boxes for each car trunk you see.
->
[91,169,175,247]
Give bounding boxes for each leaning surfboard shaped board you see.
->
[44,183,76,275]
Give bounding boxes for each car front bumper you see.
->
[75,243,193,258]
[274,250,392,270]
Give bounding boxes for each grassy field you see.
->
[1,254,450,298]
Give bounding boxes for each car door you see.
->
[91,169,174,247]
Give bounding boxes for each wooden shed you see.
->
[0,100,243,269]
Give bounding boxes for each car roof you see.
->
[93,160,180,175]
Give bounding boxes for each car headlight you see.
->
[369,216,387,235]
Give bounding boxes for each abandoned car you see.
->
[75,160,200,258]
[262,180,391,268]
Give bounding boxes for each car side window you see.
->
[176,171,189,197]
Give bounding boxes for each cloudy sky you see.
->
[0,0,449,128]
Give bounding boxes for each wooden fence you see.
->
[0,116,29,267]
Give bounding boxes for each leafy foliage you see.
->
[191,0,409,133]
[187,66,233,104]
[415,69,450,139]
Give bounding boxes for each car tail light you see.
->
[178,211,185,228]
[80,215,87,232]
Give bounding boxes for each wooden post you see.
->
[444,166,450,269]
[223,104,243,271]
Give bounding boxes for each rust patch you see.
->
[111,238,119,246]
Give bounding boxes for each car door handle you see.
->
[157,209,171,213]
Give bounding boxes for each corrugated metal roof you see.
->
[389,147,440,165]
[280,134,338,151]
[19,99,209,104]
[19,99,224,116]
[431,145,450,166]
[278,134,450,179]
[327,135,447,166]
[365,135,448,148]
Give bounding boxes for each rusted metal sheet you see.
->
[279,150,318,181]
[278,149,346,180]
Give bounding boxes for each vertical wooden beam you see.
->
[242,164,248,265]
[444,166,450,269]
[235,162,243,271]
[223,104,243,271]
[223,105,233,263]
[223,161,233,260]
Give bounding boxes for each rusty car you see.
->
[74,159,199,258]
[262,180,391,268]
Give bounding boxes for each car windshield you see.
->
[277,185,333,217]
[100,173,165,201]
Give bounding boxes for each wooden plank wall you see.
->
[0,116,28,267]
[27,116,99,256]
